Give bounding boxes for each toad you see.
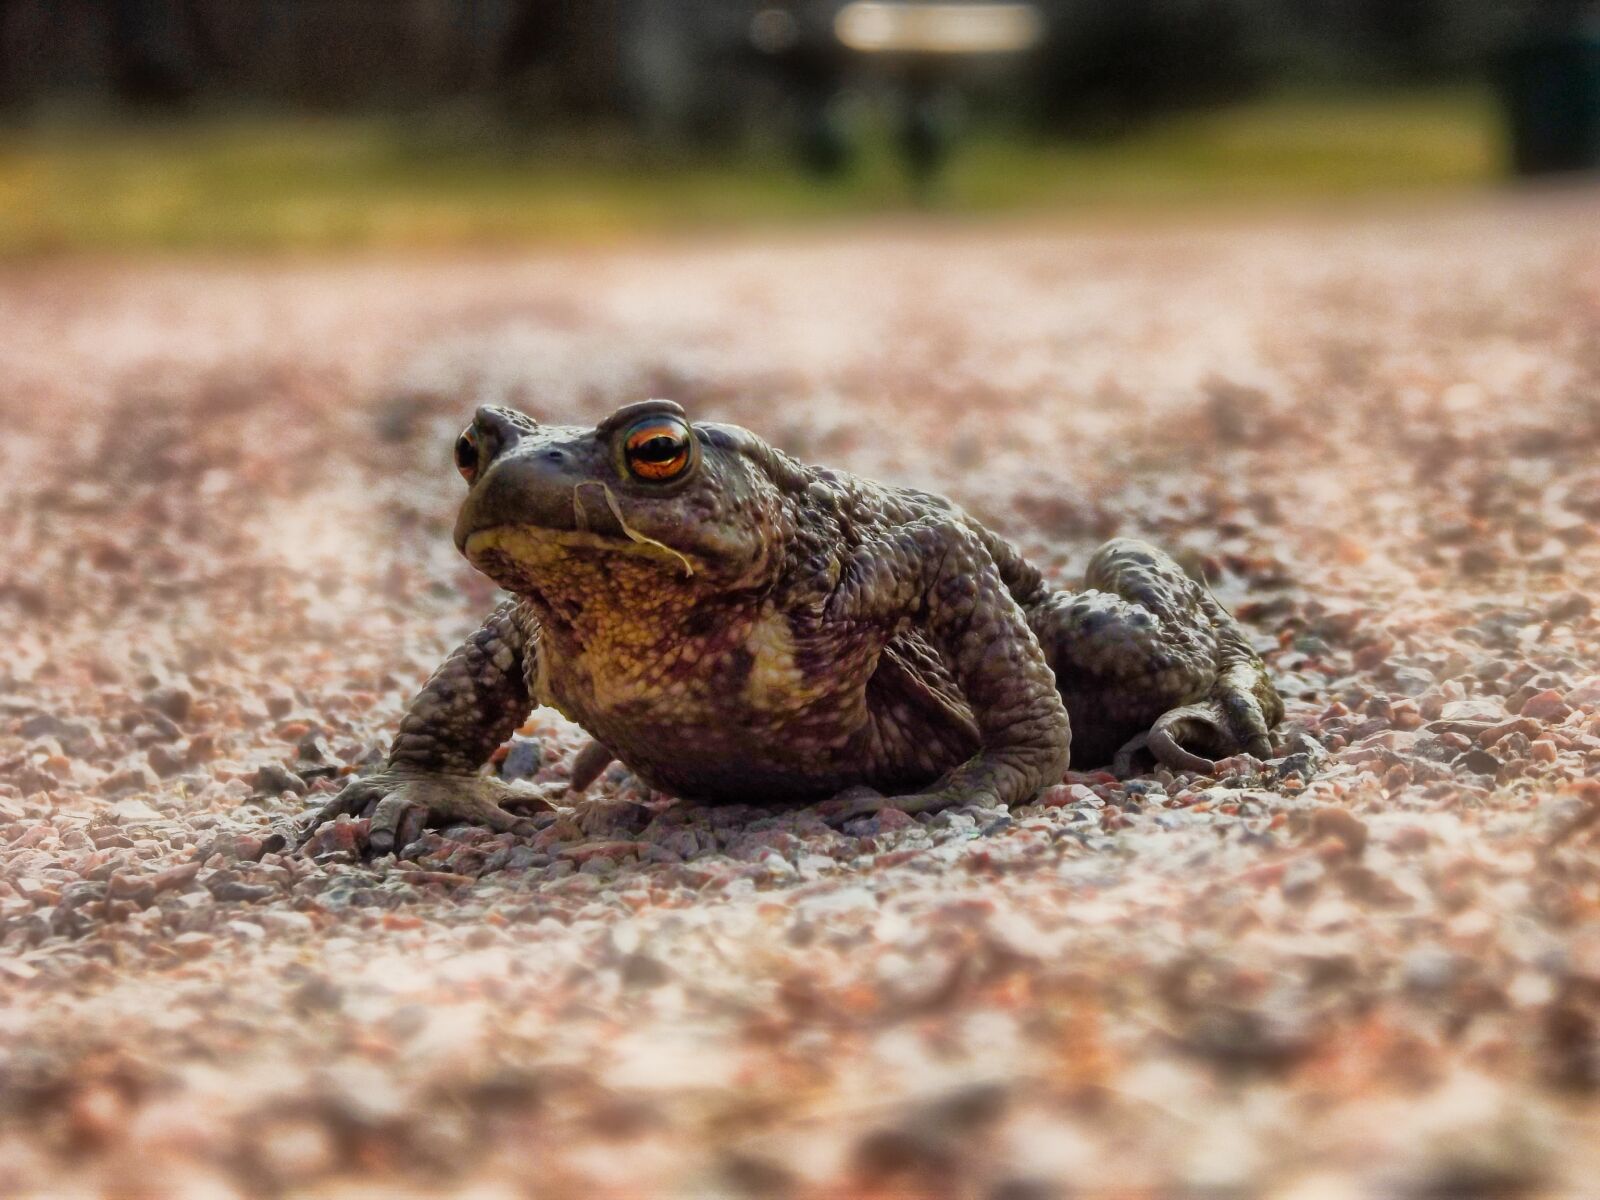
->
[302,401,1281,853]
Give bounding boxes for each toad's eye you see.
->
[622,416,693,481]
[454,427,479,483]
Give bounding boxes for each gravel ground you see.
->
[5,199,1600,1198]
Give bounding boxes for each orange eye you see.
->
[622,416,693,481]
[454,426,479,483]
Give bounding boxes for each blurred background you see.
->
[0,0,1597,253]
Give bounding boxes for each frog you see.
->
[301,400,1281,854]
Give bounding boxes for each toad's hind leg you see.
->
[1023,538,1282,774]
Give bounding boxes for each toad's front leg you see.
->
[824,519,1071,822]
[298,600,561,855]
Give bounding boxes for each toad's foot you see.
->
[298,769,565,856]
[815,783,983,828]
[1113,665,1276,778]
[1026,538,1283,774]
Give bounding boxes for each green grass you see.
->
[0,88,1501,255]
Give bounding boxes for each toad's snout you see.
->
[452,407,595,552]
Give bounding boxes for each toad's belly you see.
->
[542,645,982,805]
[578,705,973,804]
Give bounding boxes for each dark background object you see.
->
[1498,4,1600,175]
[0,0,1526,128]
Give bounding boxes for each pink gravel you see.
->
[4,197,1600,1197]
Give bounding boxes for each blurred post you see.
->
[831,1,1043,189]
[1497,0,1600,176]
[749,5,853,178]
[900,63,952,199]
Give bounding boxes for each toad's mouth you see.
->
[462,523,697,579]
[457,477,697,579]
